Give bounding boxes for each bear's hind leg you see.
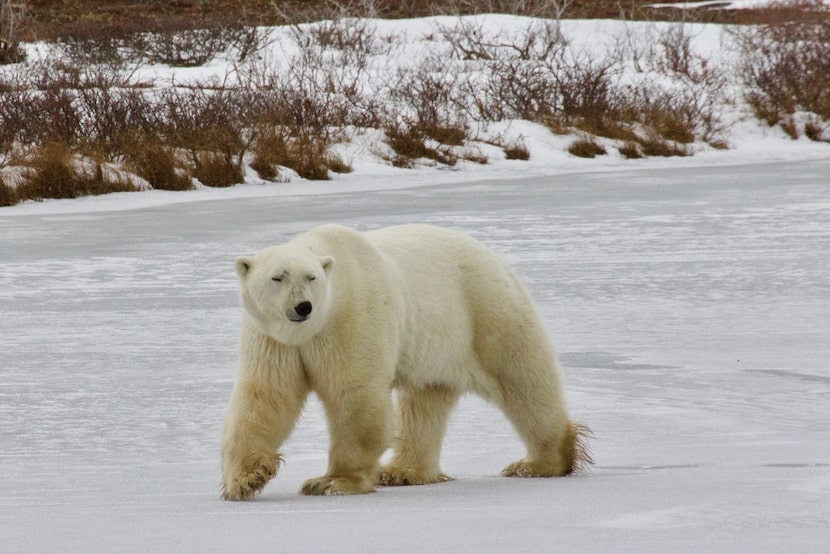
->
[500,421,593,477]
[495,373,592,477]
[378,384,459,486]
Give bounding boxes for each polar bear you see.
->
[221,224,590,500]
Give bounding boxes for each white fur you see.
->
[221,224,587,500]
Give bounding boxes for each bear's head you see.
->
[235,245,335,346]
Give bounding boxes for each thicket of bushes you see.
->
[0,1,828,206]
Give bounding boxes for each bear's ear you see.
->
[319,255,335,274]
[235,256,253,278]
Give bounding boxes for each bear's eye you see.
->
[307,275,316,282]
[271,276,282,282]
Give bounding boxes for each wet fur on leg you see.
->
[501,422,594,477]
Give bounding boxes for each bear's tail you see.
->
[562,421,594,475]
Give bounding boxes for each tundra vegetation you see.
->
[0,0,828,206]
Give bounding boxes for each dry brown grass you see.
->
[804,118,829,142]
[640,137,690,157]
[503,141,530,161]
[250,129,286,181]
[618,142,643,159]
[251,126,352,181]
[123,137,193,191]
[192,152,243,188]
[568,137,607,158]
[385,124,458,167]
[17,142,136,201]
[0,172,15,206]
[427,125,467,147]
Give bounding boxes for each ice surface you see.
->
[1,159,829,552]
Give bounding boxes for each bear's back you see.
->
[365,224,523,298]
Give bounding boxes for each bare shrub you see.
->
[733,5,830,126]
[439,17,566,122]
[27,80,82,147]
[476,57,559,121]
[653,21,696,77]
[0,0,28,65]
[557,56,623,136]
[235,32,365,181]
[277,1,393,86]
[273,0,384,26]
[648,22,732,143]
[2,60,157,163]
[446,14,729,147]
[0,85,30,161]
[240,21,382,129]
[433,0,575,19]
[306,15,384,56]
[437,16,566,62]
[250,82,353,180]
[507,29,628,137]
[146,24,240,67]
[76,85,155,159]
[386,55,469,147]
[0,37,24,64]
[567,137,606,158]
[53,19,146,69]
[630,91,695,144]
[158,87,254,186]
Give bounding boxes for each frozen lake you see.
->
[1,160,829,552]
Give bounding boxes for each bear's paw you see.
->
[300,475,375,496]
[222,450,281,501]
[376,467,453,487]
[500,459,569,478]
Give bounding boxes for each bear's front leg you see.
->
[300,385,393,496]
[221,348,308,500]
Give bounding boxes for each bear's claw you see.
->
[300,475,375,496]
[501,460,565,478]
[376,468,453,486]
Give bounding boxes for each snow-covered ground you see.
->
[1,153,829,552]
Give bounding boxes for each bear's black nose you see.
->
[295,301,312,317]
